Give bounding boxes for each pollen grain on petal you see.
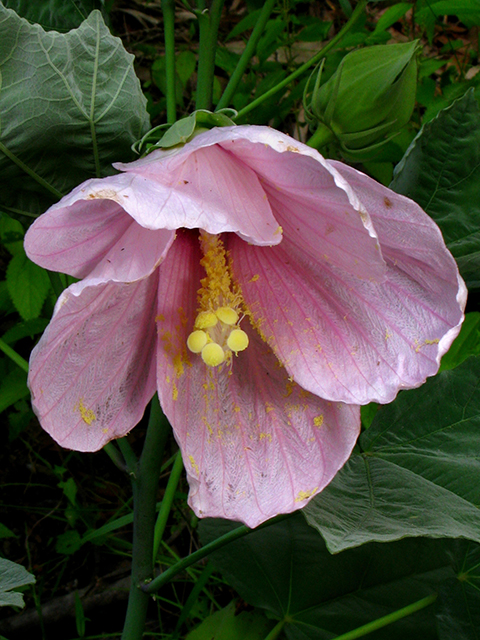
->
[75,399,96,425]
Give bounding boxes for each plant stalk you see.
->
[195,0,225,110]
[152,449,184,561]
[215,0,277,111]
[143,512,292,594]
[121,396,171,640]
[332,593,438,640]
[235,0,367,120]
[162,0,177,124]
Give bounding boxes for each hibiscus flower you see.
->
[24,125,466,527]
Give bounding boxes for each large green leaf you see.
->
[304,356,480,553]
[200,515,471,640]
[390,90,480,289]
[436,542,480,640]
[0,6,150,216]
[0,557,35,608]
[186,602,274,640]
[2,0,107,31]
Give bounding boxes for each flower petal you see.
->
[116,143,281,245]
[28,276,158,451]
[155,232,360,527]
[24,177,175,282]
[229,186,465,405]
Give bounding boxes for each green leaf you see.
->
[373,3,413,33]
[436,542,480,640]
[55,530,82,555]
[391,90,480,289]
[186,602,274,640]
[1,318,49,345]
[439,313,480,371]
[58,477,78,506]
[2,0,108,32]
[0,7,150,216]
[0,557,35,608]
[176,50,197,88]
[416,0,480,21]
[0,367,28,413]
[304,356,480,553]
[0,523,16,539]
[200,515,463,640]
[6,250,51,320]
[0,213,24,255]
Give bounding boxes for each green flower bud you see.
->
[307,41,419,157]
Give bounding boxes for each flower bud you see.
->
[307,41,419,157]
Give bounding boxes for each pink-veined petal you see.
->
[116,143,281,245]
[25,177,176,282]
[155,232,360,527]
[329,160,467,358]
[28,276,159,452]
[229,204,465,405]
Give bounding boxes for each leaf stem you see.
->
[264,619,286,640]
[215,0,277,111]
[162,0,177,124]
[153,450,184,561]
[0,141,63,200]
[331,593,438,640]
[234,0,367,120]
[195,0,225,110]
[0,338,29,373]
[121,396,171,640]
[143,512,292,594]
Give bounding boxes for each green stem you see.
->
[143,512,292,594]
[48,271,66,300]
[117,437,138,475]
[121,396,171,640]
[195,0,225,110]
[0,141,63,200]
[235,0,367,120]
[162,0,177,124]
[332,593,438,640]
[173,562,215,637]
[307,122,336,149]
[264,619,286,640]
[0,338,29,373]
[215,0,277,111]
[153,450,184,561]
[103,442,127,473]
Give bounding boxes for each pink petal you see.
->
[155,232,360,527]
[28,276,159,451]
[117,143,281,246]
[229,189,465,405]
[25,177,175,281]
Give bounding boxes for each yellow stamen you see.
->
[201,342,225,367]
[195,311,218,329]
[186,232,250,368]
[227,328,249,353]
[187,330,208,353]
[216,306,238,325]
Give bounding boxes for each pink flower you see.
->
[25,125,466,528]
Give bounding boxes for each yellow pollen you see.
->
[227,329,249,353]
[195,311,218,329]
[216,306,238,325]
[201,342,225,367]
[187,232,250,368]
[187,330,208,353]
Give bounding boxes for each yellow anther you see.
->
[195,311,218,329]
[187,330,208,354]
[201,342,225,367]
[227,329,249,353]
[216,306,239,325]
